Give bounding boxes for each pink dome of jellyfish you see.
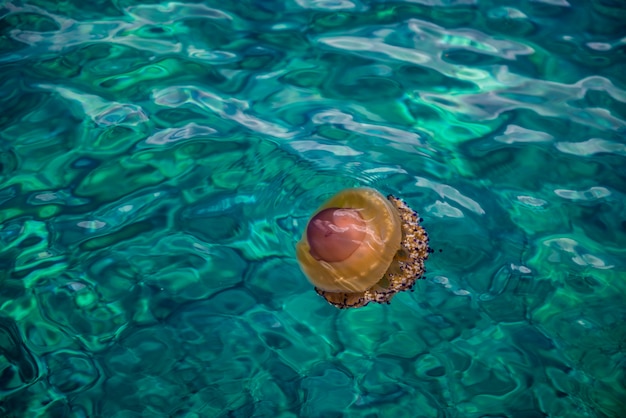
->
[296,188,430,309]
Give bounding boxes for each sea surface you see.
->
[1,0,625,417]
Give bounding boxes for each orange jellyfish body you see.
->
[296,188,430,309]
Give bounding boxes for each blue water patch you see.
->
[1,0,625,417]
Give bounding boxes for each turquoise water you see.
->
[1,0,626,416]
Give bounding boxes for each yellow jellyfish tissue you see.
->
[296,188,430,309]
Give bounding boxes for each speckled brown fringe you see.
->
[316,195,430,309]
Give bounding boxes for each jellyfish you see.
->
[296,188,430,309]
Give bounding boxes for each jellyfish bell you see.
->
[296,187,430,309]
[306,208,366,263]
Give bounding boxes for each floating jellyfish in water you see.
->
[296,188,430,309]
